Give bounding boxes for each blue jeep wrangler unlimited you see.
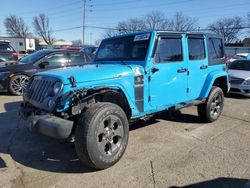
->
[20,31,230,169]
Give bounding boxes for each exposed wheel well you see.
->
[212,76,228,94]
[97,90,132,119]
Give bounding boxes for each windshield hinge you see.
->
[148,76,151,82]
[69,76,77,87]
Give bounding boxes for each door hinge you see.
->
[187,71,190,76]
[148,76,151,82]
[148,96,151,102]
[187,88,189,93]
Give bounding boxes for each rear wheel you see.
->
[198,87,224,123]
[75,102,129,169]
[9,74,29,96]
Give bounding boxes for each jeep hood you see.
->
[36,64,142,84]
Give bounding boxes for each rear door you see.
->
[149,34,188,108]
[187,35,208,100]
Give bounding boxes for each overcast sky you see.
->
[0,0,249,44]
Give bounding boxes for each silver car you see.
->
[229,60,250,97]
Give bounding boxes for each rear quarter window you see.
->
[208,37,225,65]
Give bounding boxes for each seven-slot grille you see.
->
[230,77,244,85]
[27,78,53,102]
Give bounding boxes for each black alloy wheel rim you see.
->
[10,75,29,95]
[97,115,124,156]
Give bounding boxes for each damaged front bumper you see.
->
[20,103,74,139]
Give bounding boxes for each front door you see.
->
[149,34,188,109]
[186,35,208,100]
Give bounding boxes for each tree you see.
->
[4,15,30,37]
[145,11,171,30]
[71,40,82,46]
[208,17,243,43]
[117,18,147,34]
[247,12,250,26]
[33,14,54,45]
[170,12,198,31]
[103,18,146,38]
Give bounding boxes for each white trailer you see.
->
[0,37,35,53]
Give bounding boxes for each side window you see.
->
[155,37,183,63]
[69,52,85,65]
[46,53,68,67]
[208,38,224,59]
[188,38,205,60]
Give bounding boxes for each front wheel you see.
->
[198,87,224,123]
[75,102,129,169]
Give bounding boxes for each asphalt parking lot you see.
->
[0,94,249,188]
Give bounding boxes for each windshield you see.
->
[229,60,250,71]
[95,33,151,62]
[18,50,51,64]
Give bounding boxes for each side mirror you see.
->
[39,61,49,68]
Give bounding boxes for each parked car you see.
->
[0,49,94,95]
[20,31,229,169]
[0,40,18,62]
[229,53,250,63]
[82,45,98,54]
[229,60,250,97]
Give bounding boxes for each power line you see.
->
[83,0,87,45]
[0,0,82,16]
[52,24,250,33]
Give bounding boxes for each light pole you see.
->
[83,0,87,46]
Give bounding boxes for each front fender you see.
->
[59,77,141,117]
[199,71,229,98]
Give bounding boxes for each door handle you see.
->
[200,65,208,69]
[151,67,159,74]
[177,68,187,73]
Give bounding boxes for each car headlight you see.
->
[50,81,63,96]
[243,79,250,86]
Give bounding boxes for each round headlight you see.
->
[51,81,63,96]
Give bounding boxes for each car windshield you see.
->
[18,50,51,64]
[229,60,250,71]
[95,33,151,62]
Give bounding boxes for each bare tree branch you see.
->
[170,12,198,31]
[4,15,30,37]
[117,18,147,34]
[102,11,198,38]
[208,17,243,43]
[33,14,54,45]
[145,11,171,30]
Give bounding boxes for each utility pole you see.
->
[83,0,87,46]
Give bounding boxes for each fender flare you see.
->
[199,71,229,98]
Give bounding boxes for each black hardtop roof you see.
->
[155,30,223,38]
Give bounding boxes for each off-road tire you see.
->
[75,102,129,169]
[198,86,224,123]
